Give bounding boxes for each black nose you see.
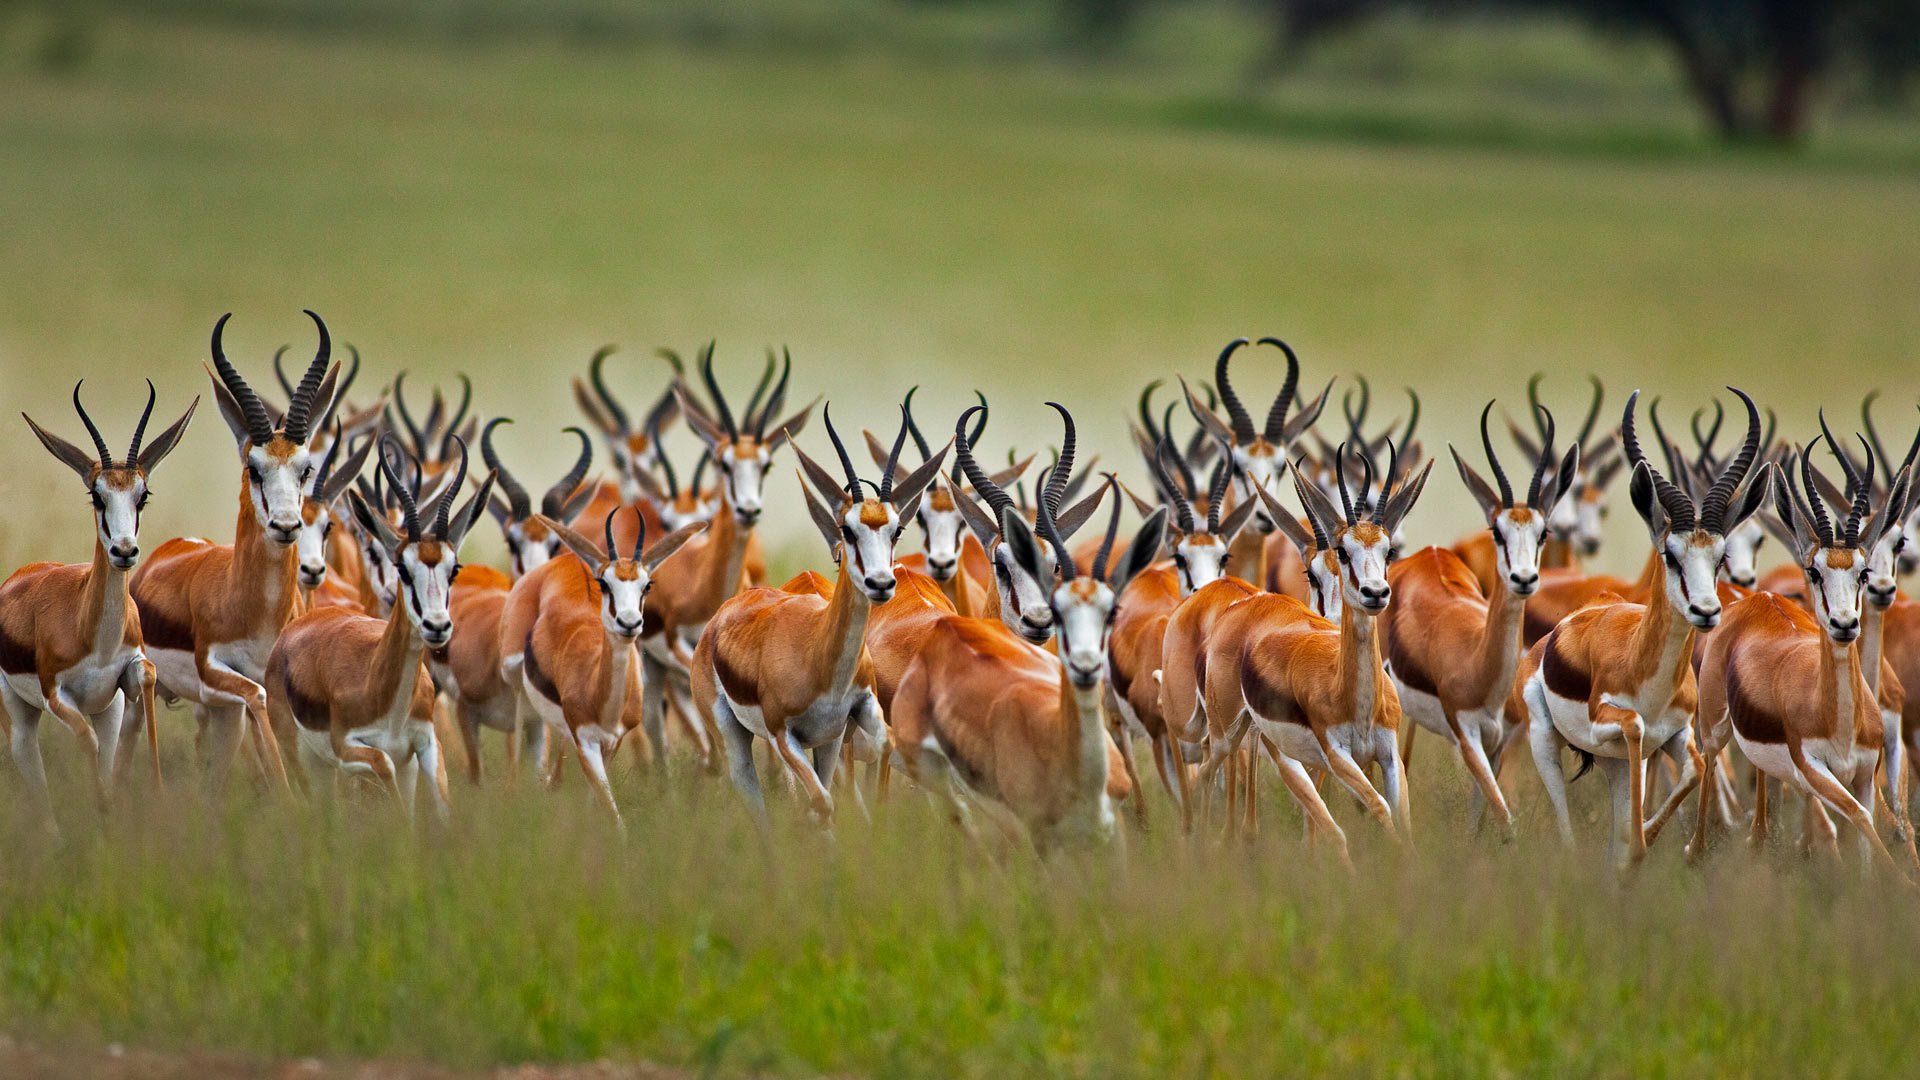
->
[1509,571,1538,590]
[1360,585,1390,602]
[422,618,451,638]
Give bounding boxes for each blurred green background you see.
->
[1,0,1917,569]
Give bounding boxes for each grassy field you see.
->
[1,13,1919,1077]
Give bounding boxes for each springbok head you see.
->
[795,401,950,604]
[1510,374,1617,560]
[207,311,341,547]
[1860,391,1920,578]
[481,418,596,579]
[1621,388,1769,632]
[1137,431,1257,595]
[951,401,1108,644]
[347,436,496,650]
[1056,476,1166,691]
[1451,400,1580,599]
[388,372,475,483]
[572,345,683,503]
[293,427,377,590]
[1289,443,1432,617]
[864,388,996,584]
[1796,411,1920,611]
[1183,337,1329,535]
[533,507,706,642]
[24,381,197,570]
[1771,435,1889,645]
[675,343,815,528]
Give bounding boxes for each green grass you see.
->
[0,14,1919,1075]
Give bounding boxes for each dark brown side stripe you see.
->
[1539,631,1592,704]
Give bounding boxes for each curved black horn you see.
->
[1621,389,1695,531]
[378,435,422,540]
[1691,398,1725,470]
[431,437,468,539]
[1576,375,1605,452]
[824,404,859,496]
[1154,438,1196,533]
[880,403,910,502]
[126,379,158,464]
[1700,387,1762,534]
[1207,441,1232,533]
[742,349,778,434]
[629,505,646,561]
[1526,406,1556,508]
[588,346,630,435]
[1801,438,1835,547]
[210,313,274,446]
[282,309,332,445]
[1214,338,1255,444]
[1647,398,1692,490]
[699,341,737,440]
[690,450,711,496]
[480,417,531,520]
[754,348,792,440]
[1479,401,1513,507]
[1335,441,1357,524]
[71,382,113,466]
[1398,387,1421,448]
[1257,337,1300,444]
[392,372,429,457]
[438,374,472,461]
[604,507,619,563]
[1091,476,1123,582]
[954,403,1012,516]
[541,428,593,518]
[1043,402,1076,515]
[1138,381,1164,446]
[901,386,933,463]
[273,345,295,401]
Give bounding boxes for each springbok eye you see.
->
[302,466,314,483]
[136,492,150,511]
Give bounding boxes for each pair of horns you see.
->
[378,433,470,541]
[700,342,791,443]
[69,379,160,468]
[1477,400,1559,508]
[954,400,1080,551]
[481,417,594,521]
[1216,337,1301,445]
[211,310,332,446]
[1621,386,1762,534]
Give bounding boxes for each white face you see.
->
[393,543,459,649]
[593,561,652,639]
[1304,549,1342,621]
[658,493,718,534]
[1559,485,1608,557]
[995,541,1058,644]
[1803,547,1866,644]
[356,522,402,615]
[714,442,773,525]
[247,441,315,546]
[1052,578,1116,690]
[1171,531,1229,595]
[295,500,334,589]
[92,470,149,570]
[1490,506,1548,597]
[1337,524,1395,615]
[1719,517,1766,588]
[838,501,902,603]
[1233,445,1285,532]
[916,492,967,582]
[1660,531,1727,630]
[608,433,661,504]
[503,519,563,579]
[1865,521,1907,608]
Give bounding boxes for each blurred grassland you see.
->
[0,13,1916,571]
[0,13,1917,1074]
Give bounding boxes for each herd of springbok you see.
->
[7,313,1920,876]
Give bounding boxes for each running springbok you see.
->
[133,311,341,792]
[1196,447,1431,860]
[499,509,705,825]
[1518,388,1768,870]
[0,383,196,828]
[692,403,948,825]
[1384,402,1577,834]
[291,429,376,602]
[481,418,596,579]
[890,479,1163,853]
[1692,444,1906,875]
[265,438,494,818]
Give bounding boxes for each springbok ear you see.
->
[1865,464,1915,550]
[999,508,1049,581]
[1726,462,1773,536]
[1379,460,1434,533]
[863,429,909,485]
[207,366,254,452]
[1448,445,1503,520]
[642,521,708,572]
[1628,462,1667,535]
[1053,482,1109,539]
[348,490,403,554]
[950,483,1001,546]
[674,386,728,450]
[1756,511,1799,555]
[1217,490,1261,541]
[1118,479,1160,521]
[801,479,842,554]
[1111,507,1169,595]
[1279,379,1334,444]
[764,399,819,453]
[488,494,513,526]
[792,441,848,505]
[22,414,97,481]
[1180,376,1235,448]
[1505,417,1542,462]
[136,397,199,474]
[559,481,600,522]
[891,442,951,512]
[987,453,1035,490]
[1292,469,1347,542]
[534,513,609,568]
[626,466,670,507]
[443,471,497,550]
[572,378,618,437]
[1254,485,1318,561]
[1537,443,1581,516]
[317,433,377,504]
[1769,467,1818,561]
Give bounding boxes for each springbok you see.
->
[265,438,494,817]
[290,429,376,604]
[499,508,704,825]
[132,311,341,792]
[0,383,196,828]
[1692,444,1906,874]
[889,479,1163,853]
[692,404,947,825]
[1383,402,1577,833]
[389,372,476,483]
[571,344,681,500]
[1195,448,1431,859]
[1518,388,1767,869]
[864,389,1004,618]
